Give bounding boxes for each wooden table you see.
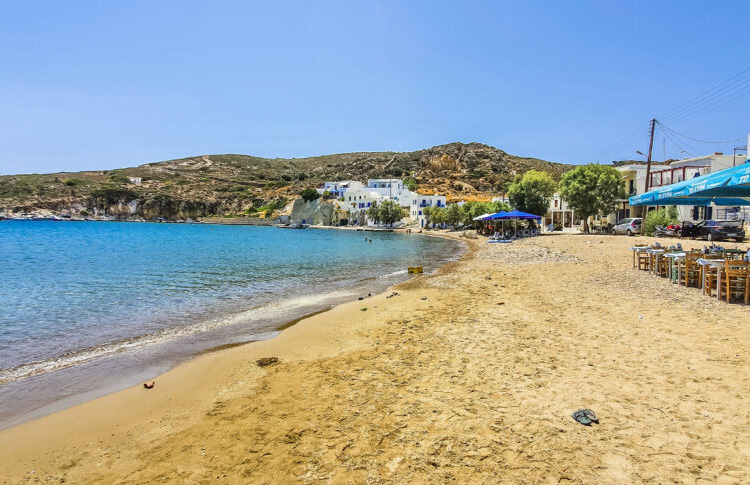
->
[721,248,747,260]
[664,252,686,283]
[630,246,649,269]
[647,248,666,276]
[697,258,726,300]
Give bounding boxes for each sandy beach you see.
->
[3,232,750,483]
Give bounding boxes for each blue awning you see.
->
[629,163,750,206]
[483,210,541,220]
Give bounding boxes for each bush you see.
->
[404,177,418,191]
[300,188,320,201]
[643,206,679,236]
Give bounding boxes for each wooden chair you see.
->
[703,256,724,298]
[656,252,672,278]
[684,254,702,288]
[724,260,750,304]
[638,250,651,271]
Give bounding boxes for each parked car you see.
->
[696,220,745,242]
[612,217,642,236]
[680,221,701,239]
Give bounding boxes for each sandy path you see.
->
[2,233,750,483]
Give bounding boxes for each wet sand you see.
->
[2,233,750,483]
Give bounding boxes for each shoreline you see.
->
[0,227,467,433]
[0,230,475,481]
[7,233,747,482]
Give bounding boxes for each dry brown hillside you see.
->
[0,143,571,219]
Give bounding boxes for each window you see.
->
[418,211,422,215]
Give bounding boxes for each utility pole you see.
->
[644,118,656,192]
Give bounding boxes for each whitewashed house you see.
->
[317,180,363,198]
[366,179,404,200]
[408,194,447,227]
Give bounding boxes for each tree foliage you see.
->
[300,188,320,201]
[443,204,462,228]
[403,177,418,191]
[460,201,511,226]
[507,170,556,217]
[378,200,407,226]
[643,206,679,236]
[366,200,381,224]
[558,164,625,233]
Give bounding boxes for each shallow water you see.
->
[0,221,463,428]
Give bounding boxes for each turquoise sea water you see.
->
[0,221,462,428]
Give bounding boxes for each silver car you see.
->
[612,217,642,236]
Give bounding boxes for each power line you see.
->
[586,66,750,164]
[658,67,750,125]
[587,122,651,162]
[661,127,697,159]
[657,121,746,144]
[659,71,750,126]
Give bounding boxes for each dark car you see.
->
[696,220,745,242]
[680,221,701,238]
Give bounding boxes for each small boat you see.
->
[277,222,308,229]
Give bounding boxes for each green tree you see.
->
[431,207,446,226]
[460,201,480,226]
[491,200,511,214]
[300,188,320,202]
[379,200,406,226]
[422,206,433,227]
[643,206,680,236]
[444,203,464,228]
[403,177,418,191]
[558,164,625,233]
[507,170,557,217]
[366,200,381,224]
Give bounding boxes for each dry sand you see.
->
[2,233,750,483]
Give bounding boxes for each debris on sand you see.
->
[143,381,155,389]
[256,357,279,367]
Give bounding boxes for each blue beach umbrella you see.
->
[630,163,750,206]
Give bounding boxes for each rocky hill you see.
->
[0,143,572,219]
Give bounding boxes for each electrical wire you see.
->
[658,67,750,125]
[586,66,750,163]
[657,121,746,144]
[587,122,651,163]
[659,71,750,126]
[661,127,697,159]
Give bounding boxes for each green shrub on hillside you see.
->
[300,188,320,201]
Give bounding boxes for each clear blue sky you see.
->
[1,0,749,175]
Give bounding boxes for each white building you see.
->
[317,180,363,198]
[543,193,581,232]
[408,194,447,227]
[609,162,652,223]
[366,179,404,199]
[644,152,748,222]
[344,189,388,210]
